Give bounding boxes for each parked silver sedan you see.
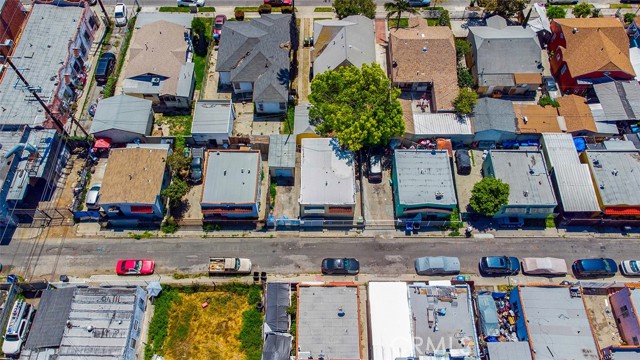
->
[414,256,460,276]
[620,260,640,276]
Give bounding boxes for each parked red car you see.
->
[263,0,292,5]
[116,259,155,275]
[213,14,227,39]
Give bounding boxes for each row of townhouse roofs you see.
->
[11,280,640,360]
[2,2,640,226]
[75,132,640,228]
[258,281,640,360]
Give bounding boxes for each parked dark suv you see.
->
[479,256,520,276]
[94,52,116,86]
[572,258,617,278]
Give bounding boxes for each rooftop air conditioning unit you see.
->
[151,77,161,85]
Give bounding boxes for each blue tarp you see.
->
[478,294,500,337]
[574,137,586,152]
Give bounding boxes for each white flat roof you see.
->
[299,138,356,206]
[368,282,414,360]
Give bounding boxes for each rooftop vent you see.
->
[523,191,529,197]
[572,27,578,34]
[435,191,444,199]
[523,116,528,124]
[612,169,619,176]
[151,77,160,85]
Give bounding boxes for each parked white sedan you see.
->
[114,3,128,27]
[521,257,567,276]
[620,260,640,276]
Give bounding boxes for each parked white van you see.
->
[2,299,35,356]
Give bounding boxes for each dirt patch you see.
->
[582,294,621,349]
[163,291,250,360]
[455,149,484,214]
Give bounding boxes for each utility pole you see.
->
[96,0,111,29]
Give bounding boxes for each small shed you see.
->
[89,95,154,144]
[191,100,235,146]
[268,134,296,179]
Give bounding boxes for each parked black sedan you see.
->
[321,258,360,275]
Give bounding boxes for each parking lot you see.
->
[454,149,484,214]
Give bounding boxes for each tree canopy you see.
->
[333,0,376,19]
[384,0,418,29]
[470,177,510,217]
[455,39,471,61]
[572,2,591,18]
[453,87,478,115]
[546,6,566,19]
[479,0,527,18]
[309,63,404,151]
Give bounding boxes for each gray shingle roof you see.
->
[473,98,517,133]
[468,15,542,85]
[312,15,376,76]
[541,133,600,213]
[0,4,85,127]
[25,287,75,349]
[592,81,640,121]
[216,14,291,103]
[89,95,153,136]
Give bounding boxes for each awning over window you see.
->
[605,207,640,216]
[130,205,154,214]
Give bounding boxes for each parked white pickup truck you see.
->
[208,257,252,275]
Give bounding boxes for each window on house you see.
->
[551,33,556,42]
[257,103,264,112]
[621,305,630,318]
[164,95,176,102]
[279,102,286,110]
[556,53,561,61]
[233,83,241,90]
[138,298,145,311]
[560,65,567,75]
[89,16,96,29]
[133,320,139,331]
[84,30,91,43]
[634,336,639,345]
[560,33,564,39]
[79,43,87,57]
[130,338,137,349]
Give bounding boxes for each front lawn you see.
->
[387,18,409,29]
[157,114,193,136]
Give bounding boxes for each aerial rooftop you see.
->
[202,150,261,205]
[394,150,457,207]
[583,150,640,208]
[297,285,360,360]
[0,3,85,127]
[299,138,355,206]
[408,282,479,358]
[516,286,599,360]
[487,150,556,206]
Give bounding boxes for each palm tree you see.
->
[384,0,418,30]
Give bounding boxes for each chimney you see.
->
[64,74,71,84]
[73,48,79,58]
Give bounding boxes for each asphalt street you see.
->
[1,234,638,281]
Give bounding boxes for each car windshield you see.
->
[631,261,640,272]
[604,261,613,272]
[215,22,223,30]
[120,261,127,271]
[5,334,18,341]
[134,261,142,271]
[115,11,124,18]
[235,258,241,270]
[343,259,351,269]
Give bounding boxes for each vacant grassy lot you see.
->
[145,284,263,360]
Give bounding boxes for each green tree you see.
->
[166,146,190,179]
[309,63,404,151]
[572,2,591,18]
[453,87,478,115]
[191,17,211,56]
[161,178,189,208]
[479,0,527,18]
[624,12,636,24]
[333,0,376,19]
[546,6,566,19]
[457,66,473,88]
[384,0,418,30]
[455,39,471,61]
[470,177,510,217]
[538,95,560,108]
